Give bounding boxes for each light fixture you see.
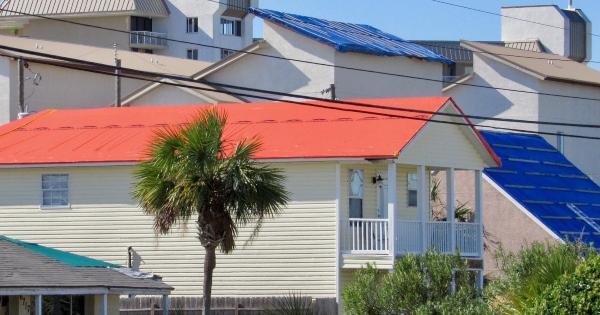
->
[372,175,383,184]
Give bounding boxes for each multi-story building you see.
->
[0,0,257,62]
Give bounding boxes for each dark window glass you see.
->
[408,190,418,207]
[131,16,152,31]
[349,199,363,218]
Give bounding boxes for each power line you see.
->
[4,51,600,141]
[1,7,600,101]
[3,43,600,130]
[413,41,600,64]
[431,0,600,38]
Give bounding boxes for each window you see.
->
[220,48,235,59]
[131,16,152,31]
[349,169,364,218]
[557,131,565,153]
[41,174,69,208]
[186,48,199,60]
[221,18,242,36]
[407,172,418,207]
[186,17,199,33]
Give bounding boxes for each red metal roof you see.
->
[0,97,497,165]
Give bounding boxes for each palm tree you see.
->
[133,108,290,315]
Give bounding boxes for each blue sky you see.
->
[253,0,600,70]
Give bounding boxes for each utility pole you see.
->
[114,43,122,107]
[17,57,25,115]
[329,83,336,100]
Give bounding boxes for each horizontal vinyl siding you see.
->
[397,108,488,170]
[0,163,337,297]
[340,164,418,221]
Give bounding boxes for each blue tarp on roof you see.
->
[481,131,600,248]
[250,8,453,64]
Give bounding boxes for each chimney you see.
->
[501,5,591,62]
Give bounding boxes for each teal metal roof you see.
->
[0,235,120,268]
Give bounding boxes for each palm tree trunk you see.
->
[203,245,217,315]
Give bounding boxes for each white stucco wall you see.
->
[206,22,336,102]
[0,59,148,123]
[155,0,256,62]
[208,21,444,102]
[0,16,130,50]
[501,6,569,57]
[334,52,443,99]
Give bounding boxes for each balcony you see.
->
[338,163,484,269]
[222,0,250,18]
[341,219,481,258]
[129,31,168,50]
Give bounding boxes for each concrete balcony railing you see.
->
[130,31,168,50]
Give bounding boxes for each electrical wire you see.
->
[1,6,600,97]
[4,51,600,141]
[3,43,600,130]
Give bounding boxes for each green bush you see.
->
[533,253,600,315]
[485,242,592,314]
[342,251,490,315]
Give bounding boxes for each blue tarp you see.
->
[482,131,600,248]
[250,8,453,64]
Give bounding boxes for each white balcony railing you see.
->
[129,31,168,49]
[343,219,481,257]
[342,218,389,254]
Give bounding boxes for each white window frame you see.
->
[186,17,199,33]
[220,17,242,36]
[40,174,70,209]
[349,169,364,218]
[186,48,199,60]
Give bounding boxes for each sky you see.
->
[253,0,600,70]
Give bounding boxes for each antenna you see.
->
[567,0,574,10]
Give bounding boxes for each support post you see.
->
[447,168,456,253]
[334,163,341,304]
[475,170,483,257]
[417,165,428,252]
[387,162,397,258]
[330,83,336,100]
[100,294,108,315]
[17,57,25,115]
[115,58,122,107]
[35,295,42,315]
[162,295,170,315]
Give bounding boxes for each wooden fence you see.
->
[120,296,338,315]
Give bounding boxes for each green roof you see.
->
[0,235,120,268]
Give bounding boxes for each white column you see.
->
[35,295,42,315]
[447,168,456,253]
[334,163,341,304]
[162,295,170,315]
[387,162,397,258]
[475,170,483,257]
[417,165,427,252]
[100,294,108,315]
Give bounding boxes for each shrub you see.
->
[266,291,321,315]
[342,251,490,315]
[341,264,382,315]
[485,241,595,314]
[533,253,600,315]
